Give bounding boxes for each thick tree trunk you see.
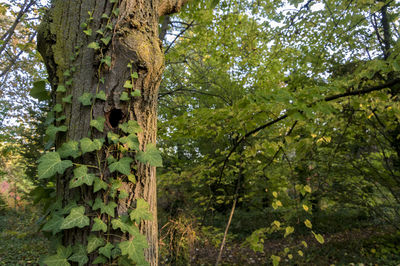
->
[36,0,177,264]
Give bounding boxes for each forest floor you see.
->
[0,201,399,265]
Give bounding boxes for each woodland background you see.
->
[1,0,400,265]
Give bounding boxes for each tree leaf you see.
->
[109,157,133,176]
[129,199,153,224]
[111,218,139,236]
[31,80,50,101]
[101,36,111,45]
[58,141,81,159]
[62,95,73,103]
[93,197,118,217]
[87,234,105,253]
[78,92,93,106]
[93,255,107,264]
[131,72,139,79]
[119,120,142,134]
[56,85,66,93]
[123,80,133,89]
[69,244,88,266]
[43,245,72,266]
[131,90,141,97]
[96,91,107,100]
[119,134,139,150]
[69,166,96,188]
[99,243,114,259]
[60,206,90,229]
[53,103,63,112]
[304,219,312,229]
[80,138,104,154]
[90,116,105,132]
[119,236,149,266]
[120,91,130,101]
[107,132,120,144]
[38,152,73,179]
[93,177,108,193]
[88,42,100,49]
[284,226,294,237]
[46,125,67,142]
[42,213,64,235]
[312,231,324,244]
[135,143,163,167]
[92,217,107,233]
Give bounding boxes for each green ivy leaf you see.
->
[109,157,133,176]
[101,56,111,67]
[87,234,105,253]
[83,29,92,36]
[80,138,104,154]
[119,236,149,266]
[60,206,90,229]
[136,143,163,167]
[58,141,81,159]
[93,256,107,264]
[92,218,107,233]
[93,197,118,217]
[42,213,64,235]
[131,90,141,97]
[131,72,139,79]
[120,134,139,150]
[38,152,73,179]
[94,177,108,193]
[119,120,142,134]
[129,199,153,224]
[90,116,106,132]
[57,85,66,93]
[46,125,67,142]
[43,245,72,266]
[101,36,111,45]
[99,243,114,259]
[111,218,139,236]
[96,91,107,100]
[31,80,50,101]
[78,92,93,106]
[69,166,96,189]
[88,42,100,50]
[123,80,133,89]
[69,244,88,266]
[96,29,104,35]
[53,104,63,113]
[107,132,120,144]
[62,95,72,103]
[120,91,130,101]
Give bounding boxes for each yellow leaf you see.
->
[273,220,281,227]
[284,226,294,237]
[301,241,308,248]
[304,219,312,229]
[272,191,278,198]
[298,250,304,257]
[304,185,312,193]
[288,254,293,259]
[302,204,309,212]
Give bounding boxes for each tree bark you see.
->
[36,0,190,264]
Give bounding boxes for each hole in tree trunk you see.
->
[108,109,124,128]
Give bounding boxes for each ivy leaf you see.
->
[43,245,72,266]
[135,143,163,167]
[96,91,107,100]
[53,103,63,112]
[93,256,107,264]
[312,231,325,244]
[119,236,149,266]
[120,134,139,150]
[93,177,108,193]
[58,141,81,159]
[92,217,107,233]
[90,116,106,132]
[60,206,90,230]
[120,91,130,101]
[129,199,153,224]
[87,234,105,253]
[46,125,67,142]
[83,29,92,36]
[101,36,111,45]
[88,42,100,50]
[42,214,64,235]
[69,244,88,266]
[57,85,66,93]
[69,166,96,189]
[131,72,139,79]
[78,92,93,106]
[107,132,120,144]
[111,218,139,236]
[123,80,133,89]
[101,56,111,67]
[109,157,133,176]
[93,197,118,217]
[38,152,73,179]
[284,226,294,237]
[99,243,114,259]
[62,95,72,103]
[80,138,104,154]
[131,90,141,97]
[119,120,142,134]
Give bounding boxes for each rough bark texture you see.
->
[38,0,165,264]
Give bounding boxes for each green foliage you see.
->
[30,80,50,101]
[87,234,105,253]
[109,157,133,176]
[129,198,153,224]
[60,206,90,229]
[38,152,72,180]
[136,143,163,167]
[90,116,105,132]
[78,93,93,106]
[69,166,96,188]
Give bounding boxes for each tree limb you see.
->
[158,0,190,17]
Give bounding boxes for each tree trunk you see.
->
[36,0,187,264]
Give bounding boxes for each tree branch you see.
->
[158,0,190,17]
